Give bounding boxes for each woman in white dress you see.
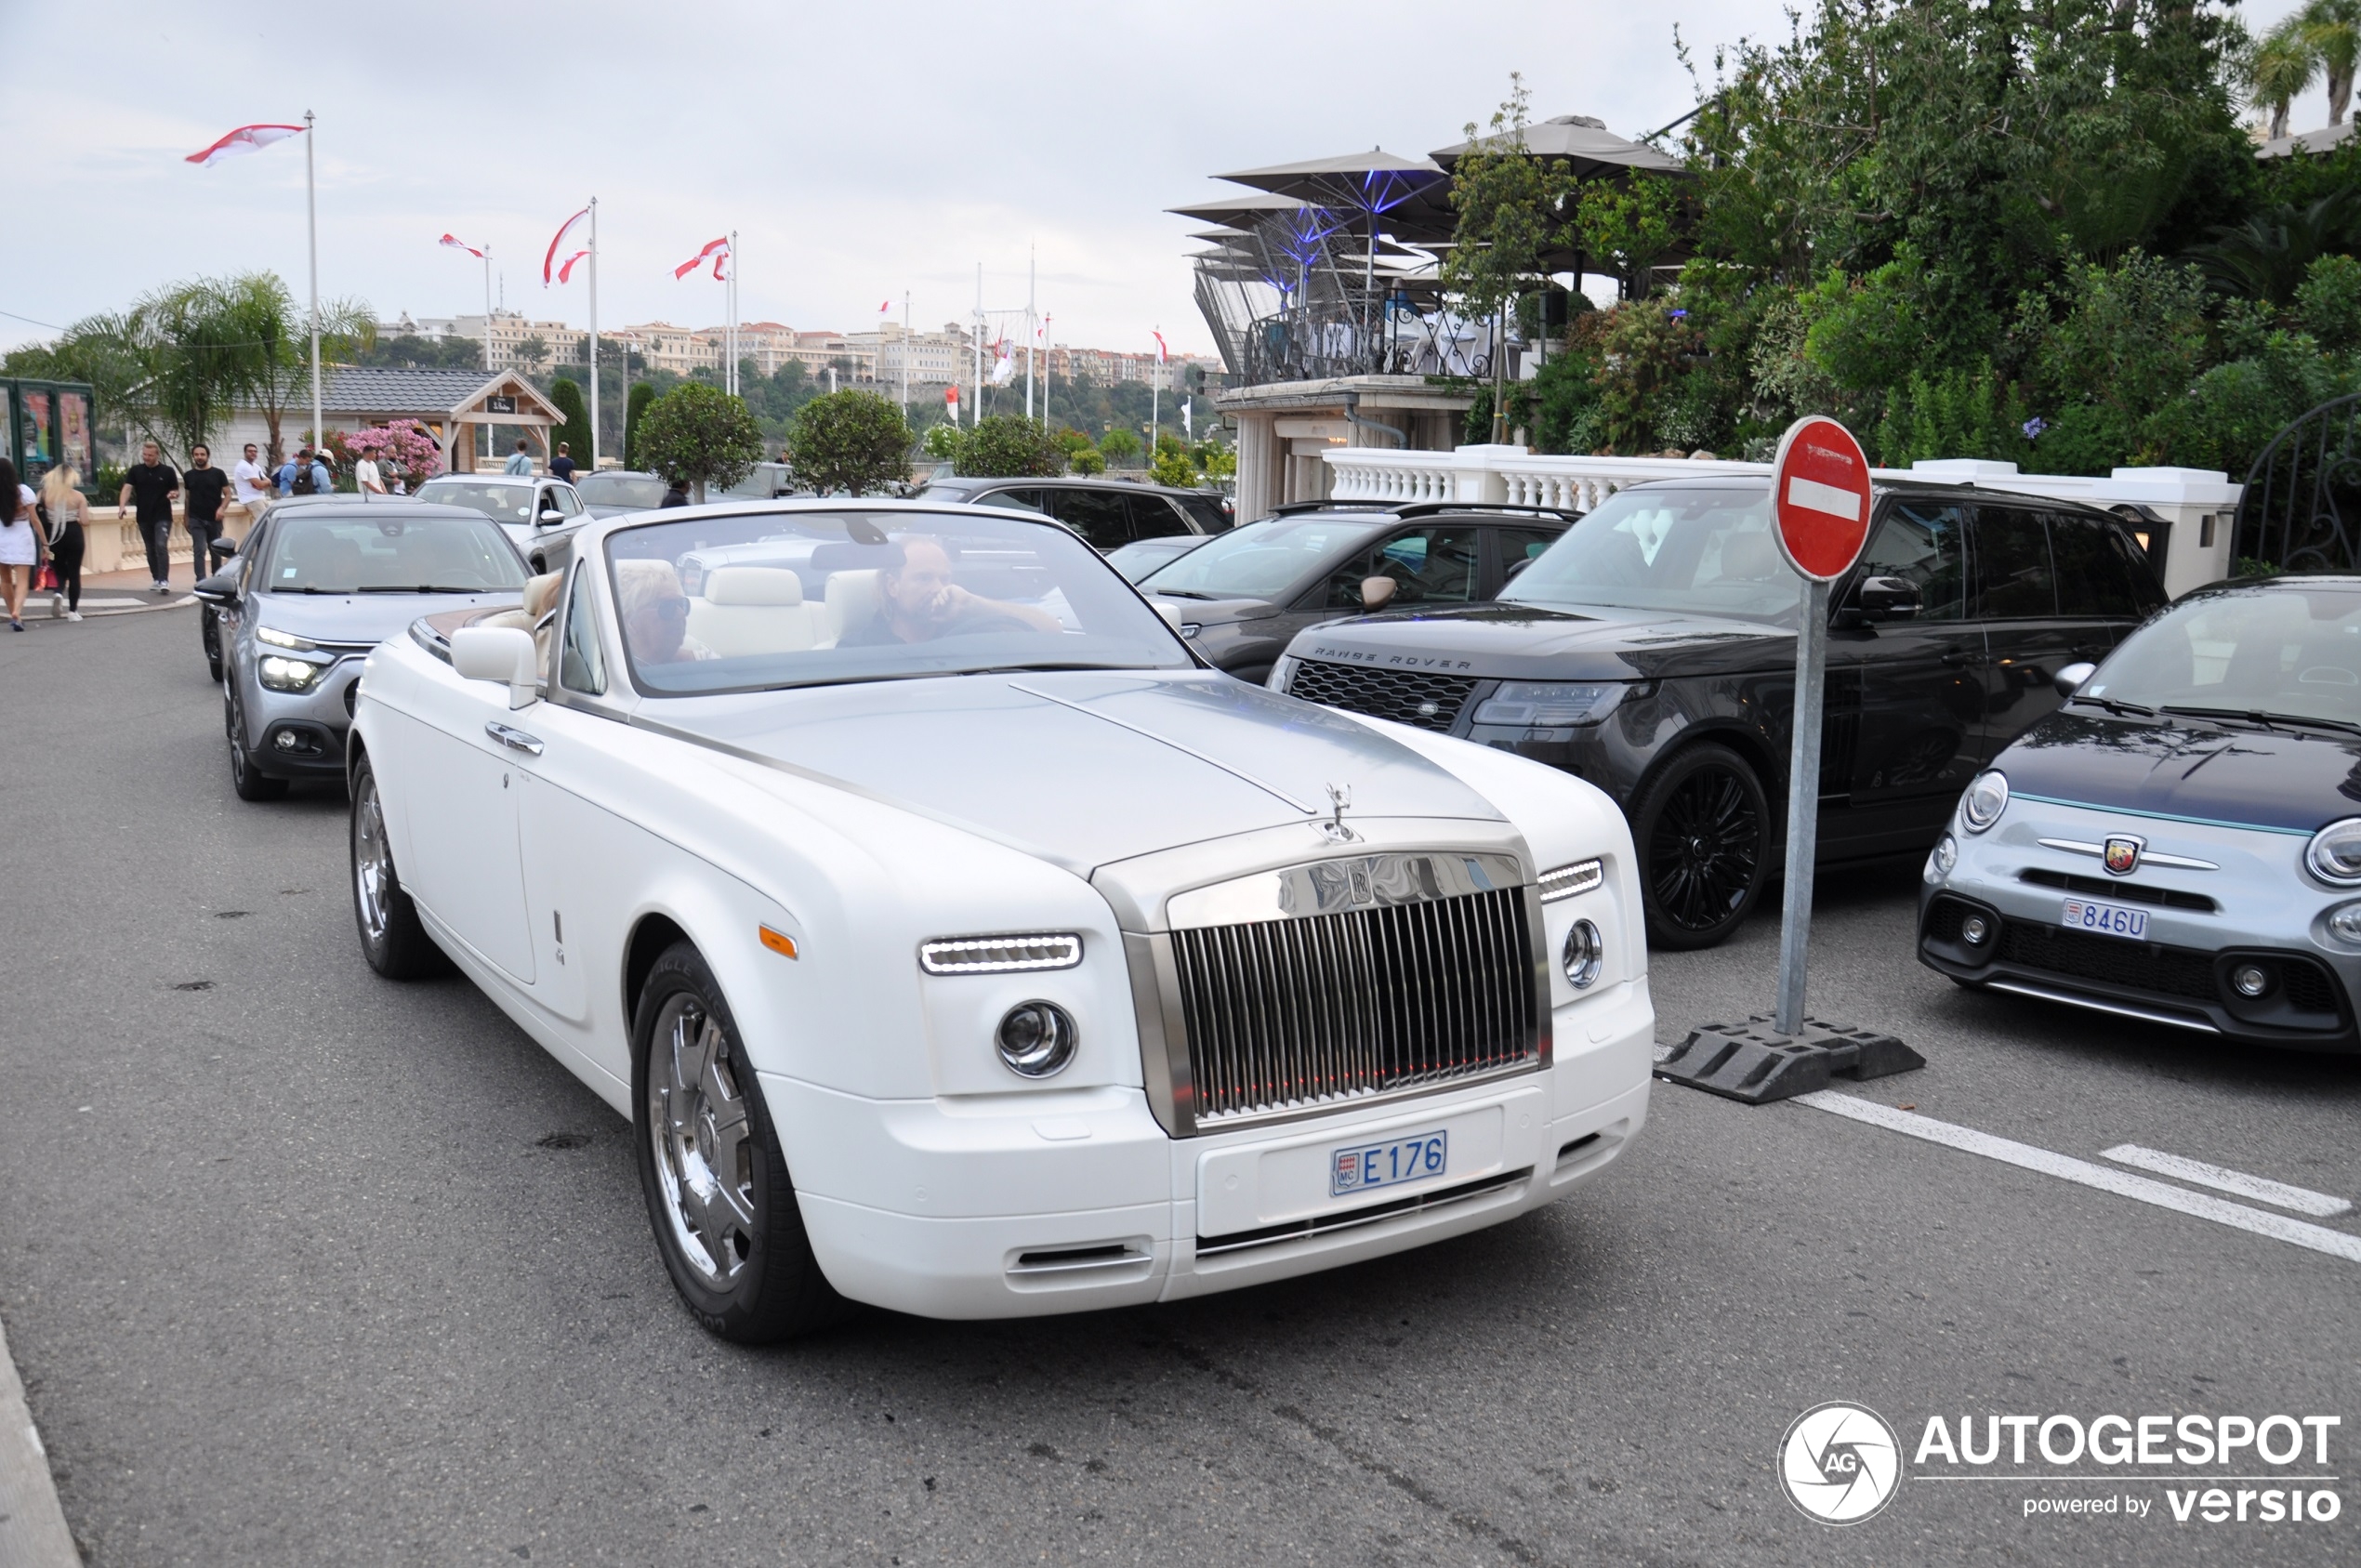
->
[0,458,48,632]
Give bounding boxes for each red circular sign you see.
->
[1770,415,1873,581]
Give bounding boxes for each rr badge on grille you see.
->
[2103,835,2143,875]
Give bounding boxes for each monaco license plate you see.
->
[2062,898,2147,940]
[1331,1130,1448,1198]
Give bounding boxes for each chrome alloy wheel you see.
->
[352,772,393,944]
[647,996,757,1285]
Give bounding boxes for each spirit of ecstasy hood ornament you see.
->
[1319,783,1358,843]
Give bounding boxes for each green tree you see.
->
[1443,74,1577,438]
[1149,445,1197,488]
[785,389,910,495]
[921,422,965,462]
[623,381,657,470]
[635,381,765,500]
[1066,444,1106,475]
[956,415,1064,478]
[549,376,591,467]
[1098,426,1142,466]
[2248,17,2326,141]
[1571,176,1682,299]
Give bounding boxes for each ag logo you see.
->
[1779,1402,1903,1524]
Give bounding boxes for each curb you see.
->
[0,1314,79,1566]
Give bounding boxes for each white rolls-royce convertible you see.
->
[348,499,1653,1341]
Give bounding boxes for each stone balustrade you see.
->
[1323,446,2246,599]
[73,502,265,576]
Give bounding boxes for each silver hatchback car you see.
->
[195,500,529,799]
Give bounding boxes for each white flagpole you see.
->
[304,110,321,450]
[729,231,740,396]
[972,262,983,421]
[481,244,493,373]
[1150,326,1160,463]
[587,197,600,469]
[1025,244,1035,420]
[901,290,910,417]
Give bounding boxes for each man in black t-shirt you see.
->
[549,442,576,482]
[182,445,232,583]
[118,441,180,594]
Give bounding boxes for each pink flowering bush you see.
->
[341,419,445,486]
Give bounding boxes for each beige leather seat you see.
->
[686,566,816,658]
[818,569,880,648]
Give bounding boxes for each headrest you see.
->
[522,572,564,619]
[706,565,804,606]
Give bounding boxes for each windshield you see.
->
[261,513,525,594]
[1502,484,1803,624]
[1141,515,1386,600]
[1105,537,1202,583]
[2084,586,2361,726]
[414,479,535,522]
[605,508,1193,695]
[576,474,669,509]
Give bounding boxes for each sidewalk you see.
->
[17,559,214,625]
[0,1312,79,1565]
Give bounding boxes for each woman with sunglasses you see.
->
[614,559,714,664]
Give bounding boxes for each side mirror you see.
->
[1856,575,1920,622]
[538,507,566,524]
[1360,575,1399,611]
[192,573,238,606]
[2054,661,2097,699]
[1154,601,1187,633]
[451,625,540,709]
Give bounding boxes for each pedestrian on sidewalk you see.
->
[277,445,329,497]
[659,477,690,507]
[38,466,89,621]
[183,445,231,583]
[0,458,48,631]
[231,442,272,522]
[354,448,387,495]
[549,442,576,482]
[503,440,534,476]
[118,440,179,594]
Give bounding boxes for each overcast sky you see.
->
[0,0,2318,359]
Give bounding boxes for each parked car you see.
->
[412,473,588,573]
[346,497,1653,1339]
[719,461,798,501]
[913,475,1231,549]
[1921,573,2361,1051]
[1141,503,1576,683]
[195,499,531,800]
[573,469,671,520]
[1268,477,2168,948]
[1105,534,1211,583]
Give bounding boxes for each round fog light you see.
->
[2233,964,2270,998]
[1561,918,1603,989]
[996,1001,1076,1078]
[2334,904,2361,943]
[1960,913,1991,946]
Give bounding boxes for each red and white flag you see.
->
[544,206,590,285]
[944,385,960,424]
[557,250,590,284]
[673,237,730,281]
[439,233,486,258]
[1152,329,1169,363]
[185,123,304,166]
[878,299,891,313]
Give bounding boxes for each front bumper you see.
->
[241,652,364,777]
[765,981,1654,1319]
[1919,799,2361,1052]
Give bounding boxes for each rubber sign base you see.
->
[1655,1015,1924,1105]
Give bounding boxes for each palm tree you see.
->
[2303,0,2361,125]
[2249,19,2324,140]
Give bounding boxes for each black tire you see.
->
[1630,742,1771,951]
[202,608,223,683]
[225,684,288,801]
[350,753,448,980]
[633,942,851,1343]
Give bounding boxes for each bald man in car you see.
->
[837,536,1062,646]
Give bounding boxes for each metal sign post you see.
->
[1656,415,1925,1104]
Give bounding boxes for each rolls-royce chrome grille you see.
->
[1167,882,1542,1126]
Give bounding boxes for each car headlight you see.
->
[1537,859,1603,903]
[1471,681,1619,728]
[996,1002,1077,1077]
[2306,817,2361,884]
[1960,771,2010,833]
[1561,919,1604,988]
[1267,654,1299,693]
[255,625,318,651]
[918,933,1083,974]
[257,654,324,692]
[1925,834,1958,884]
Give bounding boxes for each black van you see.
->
[1269,477,2167,948]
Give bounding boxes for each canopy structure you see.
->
[1176,115,1691,388]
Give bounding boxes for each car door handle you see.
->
[485,721,544,757]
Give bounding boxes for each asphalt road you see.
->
[2,604,2354,1567]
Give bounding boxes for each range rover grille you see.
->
[1288,660,1478,732]
[1168,886,1540,1124]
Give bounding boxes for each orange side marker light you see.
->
[758,925,798,959]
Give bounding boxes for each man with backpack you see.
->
[276,446,330,497]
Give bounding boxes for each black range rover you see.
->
[1268,477,2168,947]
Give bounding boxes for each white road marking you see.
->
[1787,474,1863,521]
[2098,1143,2352,1217]
[1794,1092,2361,1264]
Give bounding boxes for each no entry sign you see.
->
[1771,415,1873,581]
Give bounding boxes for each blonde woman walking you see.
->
[40,465,91,621]
[0,458,47,631]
